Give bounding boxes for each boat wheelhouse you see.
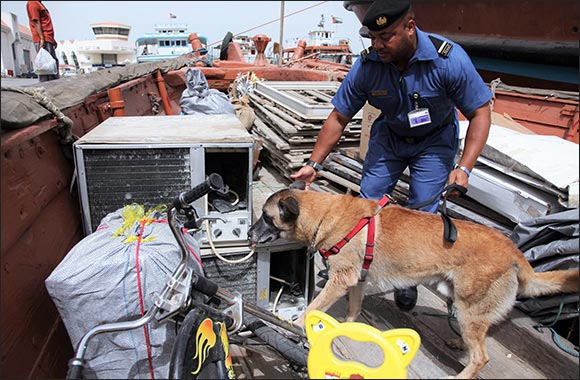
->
[135,22,208,63]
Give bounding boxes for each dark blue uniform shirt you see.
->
[332,27,492,138]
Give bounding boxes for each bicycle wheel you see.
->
[169,307,235,379]
[243,314,308,368]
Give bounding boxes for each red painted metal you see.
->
[252,34,271,66]
[492,90,580,143]
[1,127,81,379]
[412,0,578,42]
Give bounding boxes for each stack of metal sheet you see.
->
[456,121,578,225]
[249,81,362,177]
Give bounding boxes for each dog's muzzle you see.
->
[248,217,282,245]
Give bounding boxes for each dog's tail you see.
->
[516,254,579,298]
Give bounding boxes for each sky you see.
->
[1,1,371,51]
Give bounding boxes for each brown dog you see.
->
[248,184,579,379]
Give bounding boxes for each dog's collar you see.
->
[308,218,325,257]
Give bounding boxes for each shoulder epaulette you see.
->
[360,47,373,62]
[428,35,453,58]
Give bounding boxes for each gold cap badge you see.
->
[376,16,387,27]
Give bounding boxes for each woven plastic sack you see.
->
[33,47,58,75]
[46,204,204,379]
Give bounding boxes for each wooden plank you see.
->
[317,170,360,193]
[328,152,363,174]
[323,161,362,185]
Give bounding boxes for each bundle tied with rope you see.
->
[45,203,205,379]
[1,85,77,158]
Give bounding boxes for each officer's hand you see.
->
[447,169,469,197]
[290,166,317,191]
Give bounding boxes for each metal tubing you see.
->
[242,301,306,338]
[154,70,173,115]
[107,87,125,116]
[74,306,158,360]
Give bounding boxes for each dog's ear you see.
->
[278,196,300,222]
[289,181,306,190]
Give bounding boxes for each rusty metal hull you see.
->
[413,0,579,91]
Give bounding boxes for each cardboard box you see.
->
[359,102,381,160]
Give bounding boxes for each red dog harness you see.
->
[319,194,391,281]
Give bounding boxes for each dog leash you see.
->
[406,183,467,243]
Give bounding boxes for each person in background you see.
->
[291,0,492,311]
[26,0,60,82]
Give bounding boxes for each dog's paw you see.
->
[445,337,466,351]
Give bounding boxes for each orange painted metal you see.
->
[226,42,247,62]
[107,86,126,116]
[252,34,271,66]
[189,33,205,57]
[155,70,174,115]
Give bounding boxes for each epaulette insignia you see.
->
[360,47,372,62]
[428,35,453,58]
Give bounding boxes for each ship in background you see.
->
[135,14,209,63]
[282,14,355,66]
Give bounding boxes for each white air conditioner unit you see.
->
[73,114,253,248]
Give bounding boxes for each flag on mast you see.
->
[332,15,343,24]
[169,13,176,19]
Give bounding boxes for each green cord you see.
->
[420,303,462,337]
[421,299,579,358]
[533,298,579,358]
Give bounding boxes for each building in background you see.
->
[1,13,136,78]
[1,11,35,77]
[57,21,136,75]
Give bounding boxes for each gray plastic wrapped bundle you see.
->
[180,67,236,115]
[511,208,579,324]
[46,204,204,379]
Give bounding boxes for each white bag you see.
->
[33,47,57,75]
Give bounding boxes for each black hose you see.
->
[243,315,308,368]
[66,359,85,379]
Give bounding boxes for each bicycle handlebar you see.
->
[172,173,225,210]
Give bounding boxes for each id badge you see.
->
[408,108,431,128]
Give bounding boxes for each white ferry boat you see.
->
[135,21,208,63]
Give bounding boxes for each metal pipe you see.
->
[154,70,173,115]
[278,1,285,66]
[73,306,158,361]
[107,87,125,116]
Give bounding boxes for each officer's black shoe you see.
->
[394,286,418,311]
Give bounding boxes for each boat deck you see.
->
[227,164,579,379]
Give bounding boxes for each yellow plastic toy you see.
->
[304,310,421,379]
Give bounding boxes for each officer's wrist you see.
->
[453,164,471,177]
[305,160,324,172]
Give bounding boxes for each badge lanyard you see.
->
[407,92,431,128]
